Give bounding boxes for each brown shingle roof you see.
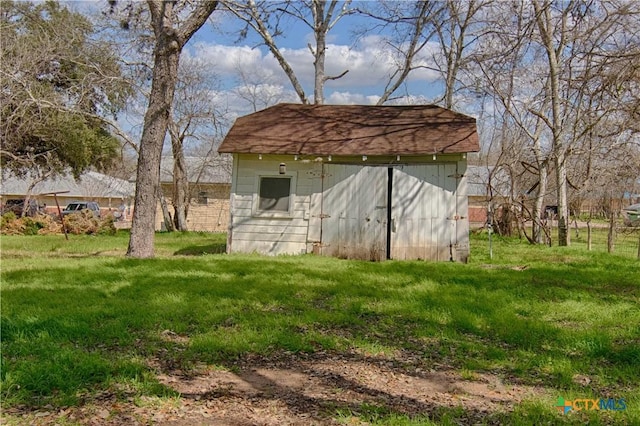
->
[218,103,479,155]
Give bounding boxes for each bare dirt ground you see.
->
[2,349,543,425]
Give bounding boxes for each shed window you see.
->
[258,177,291,212]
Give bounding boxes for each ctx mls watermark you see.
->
[556,397,627,414]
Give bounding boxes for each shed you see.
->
[218,103,480,262]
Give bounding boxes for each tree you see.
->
[223,0,353,104]
[357,0,487,107]
[357,1,441,105]
[167,57,228,231]
[471,0,640,246]
[470,1,552,243]
[124,0,218,258]
[0,1,130,189]
[529,0,640,245]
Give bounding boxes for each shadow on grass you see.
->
[173,243,226,256]
[1,252,639,416]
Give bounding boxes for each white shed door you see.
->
[390,164,458,260]
[321,165,387,260]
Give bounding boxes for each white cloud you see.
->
[182,34,450,121]
[192,35,442,95]
[325,91,380,105]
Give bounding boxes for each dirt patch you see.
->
[2,350,543,425]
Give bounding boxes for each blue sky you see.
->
[181,2,445,111]
[68,1,452,144]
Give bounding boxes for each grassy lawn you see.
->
[1,231,638,425]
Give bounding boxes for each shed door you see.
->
[390,164,458,260]
[321,165,387,260]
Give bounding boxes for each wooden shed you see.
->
[218,103,480,262]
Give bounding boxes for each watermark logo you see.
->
[556,397,626,414]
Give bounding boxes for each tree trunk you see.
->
[556,149,569,246]
[313,28,326,104]
[158,184,175,232]
[127,32,181,258]
[169,124,189,231]
[533,0,569,247]
[532,162,548,244]
[125,0,217,257]
[172,153,189,231]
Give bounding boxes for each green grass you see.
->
[1,231,639,424]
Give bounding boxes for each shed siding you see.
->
[227,154,471,261]
[320,165,388,260]
[390,164,458,261]
[229,155,314,255]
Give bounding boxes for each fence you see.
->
[566,221,640,259]
[478,219,640,260]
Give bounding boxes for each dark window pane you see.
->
[198,191,208,205]
[259,177,290,212]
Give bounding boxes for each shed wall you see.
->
[227,154,470,261]
[228,154,318,255]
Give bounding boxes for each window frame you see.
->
[252,172,297,218]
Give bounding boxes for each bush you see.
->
[21,217,44,235]
[63,210,100,235]
[1,212,25,235]
[0,211,118,236]
[96,215,116,236]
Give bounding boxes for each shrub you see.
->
[0,212,24,235]
[63,210,100,235]
[36,214,63,235]
[0,212,117,236]
[96,215,116,236]
[21,217,44,235]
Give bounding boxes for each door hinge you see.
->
[448,173,465,179]
[313,213,331,219]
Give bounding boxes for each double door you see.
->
[319,164,459,261]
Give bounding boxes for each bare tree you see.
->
[357,0,487,107]
[222,0,354,104]
[124,0,218,258]
[232,60,292,112]
[472,0,640,246]
[355,1,441,105]
[433,0,489,109]
[470,1,553,243]
[167,58,227,231]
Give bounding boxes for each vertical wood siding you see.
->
[320,165,387,260]
[391,164,458,261]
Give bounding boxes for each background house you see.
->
[219,103,479,262]
[466,165,512,228]
[155,156,231,232]
[0,171,134,217]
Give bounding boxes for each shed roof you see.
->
[219,103,479,156]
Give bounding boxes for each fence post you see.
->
[607,211,615,254]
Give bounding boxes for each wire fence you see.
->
[475,219,640,260]
[566,222,640,259]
